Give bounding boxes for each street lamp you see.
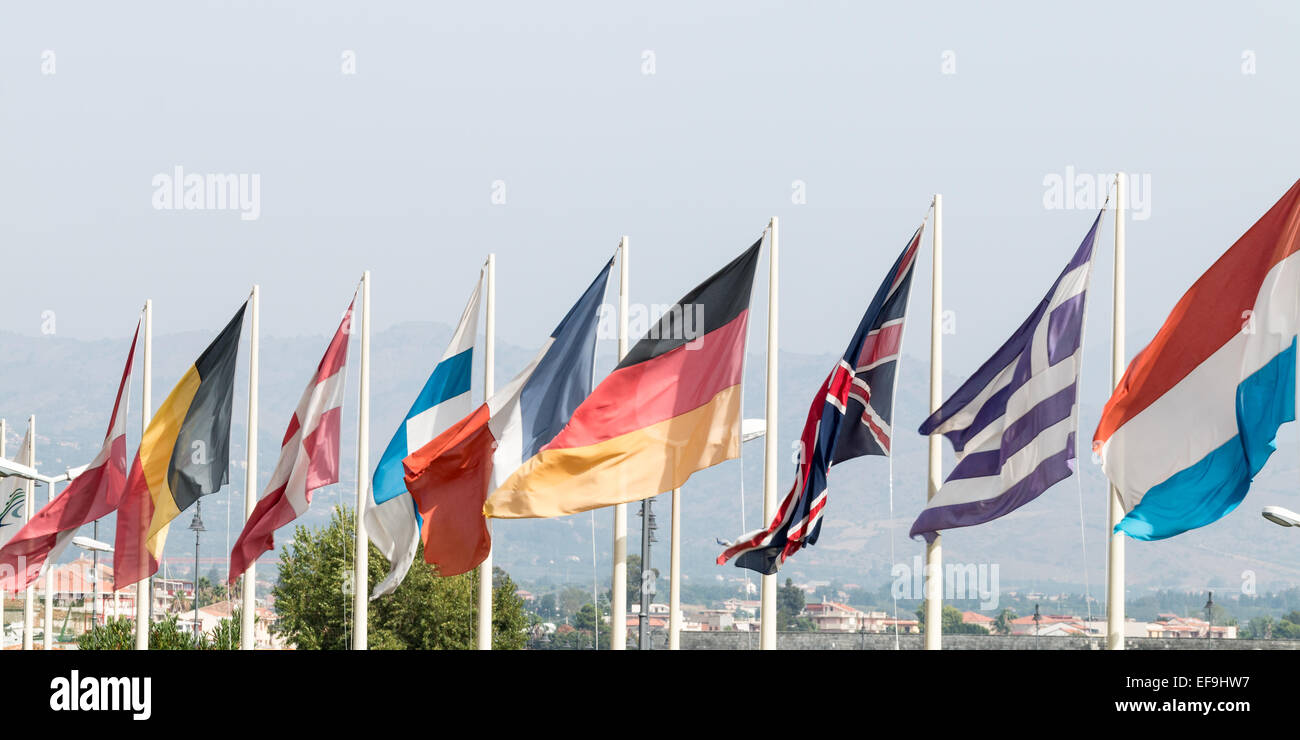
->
[1204,591,1214,640]
[1262,505,1300,528]
[1032,603,1041,650]
[188,502,206,639]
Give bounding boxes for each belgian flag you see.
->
[113,303,245,590]
[486,239,761,518]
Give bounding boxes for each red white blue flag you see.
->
[717,226,923,575]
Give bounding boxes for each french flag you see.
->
[1094,179,1300,540]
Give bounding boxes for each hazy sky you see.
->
[3,0,1299,384]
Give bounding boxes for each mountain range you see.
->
[3,315,1300,600]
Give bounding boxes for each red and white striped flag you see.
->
[0,322,139,592]
[228,300,352,581]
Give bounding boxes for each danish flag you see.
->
[717,226,923,575]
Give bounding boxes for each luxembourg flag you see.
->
[365,275,481,598]
[1094,179,1300,540]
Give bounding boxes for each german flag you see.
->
[114,303,245,590]
[486,239,761,518]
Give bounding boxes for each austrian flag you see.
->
[228,298,353,582]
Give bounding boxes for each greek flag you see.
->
[910,212,1101,543]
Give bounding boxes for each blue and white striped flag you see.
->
[365,273,481,598]
[910,212,1101,543]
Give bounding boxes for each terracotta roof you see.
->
[960,611,994,623]
[198,600,238,618]
[625,616,668,628]
[804,601,859,615]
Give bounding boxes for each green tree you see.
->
[536,602,609,650]
[624,554,659,611]
[557,585,590,621]
[194,575,226,608]
[149,614,205,649]
[208,609,245,650]
[1242,615,1274,640]
[777,578,813,631]
[993,608,1018,636]
[77,617,137,650]
[1274,611,1300,639]
[273,505,528,650]
[536,592,558,620]
[79,615,206,650]
[271,506,358,650]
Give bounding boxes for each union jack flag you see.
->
[717,225,923,574]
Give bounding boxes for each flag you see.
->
[719,227,923,574]
[403,258,613,576]
[1094,180,1300,540]
[910,213,1101,542]
[114,304,245,590]
[366,276,481,598]
[486,239,761,519]
[0,424,33,548]
[0,327,136,592]
[229,298,352,581]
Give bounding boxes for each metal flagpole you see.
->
[22,416,35,649]
[43,480,56,649]
[760,217,779,651]
[669,487,681,649]
[353,272,371,650]
[924,195,943,651]
[477,255,496,650]
[1107,173,1127,650]
[638,498,651,648]
[612,236,629,650]
[242,285,259,650]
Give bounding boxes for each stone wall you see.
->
[658,631,1300,650]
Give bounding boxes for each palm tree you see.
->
[994,608,1017,636]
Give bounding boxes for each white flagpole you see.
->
[612,236,629,650]
[136,299,152,650]
[668,486,681,649]
[760,217,779,651]
[0,418,5,642]
[477,254,496,650]
[22,415,35,650]
[1107,173,1127,650]
[42,480,56,649]
[353,272,371,650]
[242,285,259,650]
[924,195,943,651]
